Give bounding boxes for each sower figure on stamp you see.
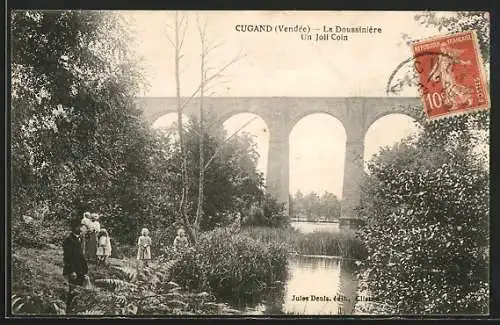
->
[63,217,89,314]
[429,43,473,110]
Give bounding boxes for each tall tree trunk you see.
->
[194,38,205,237]
[169,13,246,242]
[174,12,195,244]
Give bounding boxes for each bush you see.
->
[357,135,489,314]
[170,227,288,307]
[110,242,136,260]
[11,245,241,316]
[242,194,289,228]
[84,262,241,315]
[11,201,68,249]
[293,231,367,259]
[149,226,177,258]
[169,249,207,292]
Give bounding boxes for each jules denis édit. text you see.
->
[292,295,374,302]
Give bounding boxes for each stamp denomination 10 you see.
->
[411,30,489,120]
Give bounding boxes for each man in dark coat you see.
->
[63,217,89,314]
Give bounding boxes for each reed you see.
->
[241,226,367,260]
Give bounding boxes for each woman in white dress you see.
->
[85,213,100,262]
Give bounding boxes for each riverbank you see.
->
[11,226,366,315]
[11,245,242,315]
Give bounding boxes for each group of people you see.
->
[62,212,192,313]
[81,212,112,265]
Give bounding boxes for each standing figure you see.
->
[173,227,190,257]
[85,213,100,263]
[137,228,152,267]
[63,217,89,314]
[91,213,101,233]
[80,212,92,255]
[96,228,112,265]
[428,43,473,110]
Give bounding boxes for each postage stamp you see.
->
[411,30,490,120]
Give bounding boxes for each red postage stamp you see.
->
[411,30,490,120]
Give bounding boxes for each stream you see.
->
[241,221,360,315]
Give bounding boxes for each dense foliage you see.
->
[170,227,288,307]
[11,10,155,243]
[356,108,489,314]
[11,10,285,249]
[158,118,271,232]
[242,193,289,228]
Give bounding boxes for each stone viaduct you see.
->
[137,97,422,229]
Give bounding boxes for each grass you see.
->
[12,247,68,313]
[11,245,242,315]
[11,245,127,315]
[241,226,367,260]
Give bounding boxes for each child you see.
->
[137,228,152,267]
[96,228,112,265]
[173,227,190,256]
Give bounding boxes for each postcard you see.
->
[9,10,490,317]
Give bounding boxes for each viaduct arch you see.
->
[138,97,423,229]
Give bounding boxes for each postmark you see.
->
[410,30,490,120]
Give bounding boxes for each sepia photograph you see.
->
[9,10,490,316]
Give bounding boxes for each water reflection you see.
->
[243,255,358,315]
[336,259,358,315]
[291,221,340,234]
[239,221,358,315]
[282,255,342,315]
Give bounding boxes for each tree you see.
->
[164,12,246,242]
[290,190,340,221]
[357,11,489,314]
[11,10,155,242]
[193,14,246,239]
[242,193,288,228]
[357,132,488,314]
[164,12,194,243]
[291,190,305,219]
[319,191,341,221]
[303,192,320,221]
[159,116,266,231]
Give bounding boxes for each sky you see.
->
[127,11,488,198]
[123,11,454,98]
